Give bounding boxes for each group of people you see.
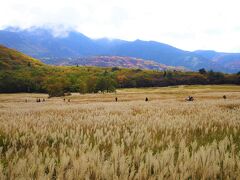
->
[115,95,228,102]
[26,98,72,103]
[36,98,45,102]
[61,95,227,103]
[28,95,227,103]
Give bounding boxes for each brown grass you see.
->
[0,85,240,179]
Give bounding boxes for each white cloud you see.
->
[0,0,240,52]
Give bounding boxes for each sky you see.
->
[0,0,240,52]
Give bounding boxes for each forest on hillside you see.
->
[0,64,239,97]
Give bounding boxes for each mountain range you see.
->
[0,27,239,73]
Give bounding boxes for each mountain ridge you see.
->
[0,44,184,71]
[0,27,239,73]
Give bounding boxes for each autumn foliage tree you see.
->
[95,76,117,93]
[44,77,70,97]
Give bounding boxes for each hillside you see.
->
[0,45,239,95]
[0,27,234,72]
[41,56,187,71]
[0,45,43,70]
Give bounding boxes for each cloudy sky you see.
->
[0,0,240,52]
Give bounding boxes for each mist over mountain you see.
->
[0,27,239,73]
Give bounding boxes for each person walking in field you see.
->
[115,97,118,102]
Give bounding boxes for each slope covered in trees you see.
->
[42,56,186,71]
[0,45,43,70]
[0,45,239,97]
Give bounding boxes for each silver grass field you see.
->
[0,85,240,179]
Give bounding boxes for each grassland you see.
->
[0,85,240,179]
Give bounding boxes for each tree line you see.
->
[0,66,239,97]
